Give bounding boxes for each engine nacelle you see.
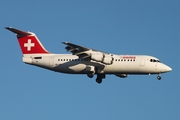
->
[91,52,113,65]
[115,74,128,78]
[102,54,113,65]
[91,52,104,62]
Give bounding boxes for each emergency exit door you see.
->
[49,57,54,66]
[140,58,145,66]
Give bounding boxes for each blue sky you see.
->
[0,0,179,119]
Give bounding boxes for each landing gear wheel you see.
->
[157,76,161,80]
[95,74,105,84]
[87,72,94,78]
[96,79,102,84]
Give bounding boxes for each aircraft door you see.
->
[140,58,146,66]
[49,57,54,66]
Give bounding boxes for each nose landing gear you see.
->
[157,74,161,80]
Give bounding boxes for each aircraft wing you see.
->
[62,42,114,65]
[62,42,90,56]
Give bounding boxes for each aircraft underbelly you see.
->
[68,64,86,72]
[55,62,145,74]
[53,62,101,73]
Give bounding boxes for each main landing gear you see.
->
[96,74,105,84]
[87,72,94,78]
[87,72,105,84]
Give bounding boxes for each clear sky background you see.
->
[0,0,179,120]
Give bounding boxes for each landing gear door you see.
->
[140,58,146,66]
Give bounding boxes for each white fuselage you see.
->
[23,54,171,75]
[6,27,172,83]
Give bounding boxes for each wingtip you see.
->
[62,42,69,44]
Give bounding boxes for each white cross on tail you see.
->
[24,39,35,51]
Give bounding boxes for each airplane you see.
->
[6,27,172,84]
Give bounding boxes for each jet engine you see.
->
[91,52,104,62]
[90,52,113,65]
[102,54,114,65]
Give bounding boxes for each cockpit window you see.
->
[150,59,161,63]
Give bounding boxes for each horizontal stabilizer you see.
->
[5,27,32,36]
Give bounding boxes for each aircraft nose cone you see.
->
[165,65,172,72]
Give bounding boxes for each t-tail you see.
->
[6,27,50,64]
[6,27,49,55]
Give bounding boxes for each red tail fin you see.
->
[6,27,49,54]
